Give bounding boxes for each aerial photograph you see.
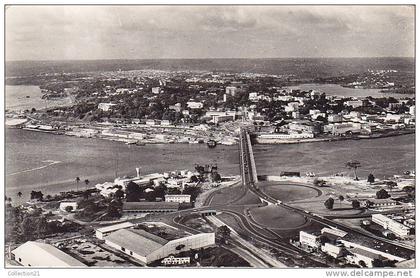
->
[3,4,416,272]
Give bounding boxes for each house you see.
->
[164,194,191,203]
[98,103,117,111]
[187,101,203,109]
[95,222,135,240]
[104,228,215,264]
[152,87,161,94]
[122,202,179,216]
[12,241,86,267]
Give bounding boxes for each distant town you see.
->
[5,68,416,147]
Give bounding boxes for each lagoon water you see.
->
[285,83,413,99]
[5,85,73,112]
[5,128,415,202]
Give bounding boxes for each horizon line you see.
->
[6,56,415,63]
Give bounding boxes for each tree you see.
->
[367,173,375,184]
[211,172,222,183]
[345,160,361,180]
[359,260,367,268]
[76,177,81,191]
[190,175,199,183]
[352,200,360,209]
[114,189,124,200]
[216,225,231,244]
[324,197,334,210]
[30,191,43,201]
[84,179,90,190]
[144,191,156,202]
[125,181,142,202]
[338,195,344,207]
[376,189,390,199]
[65,206,73,213]
[313,178,326,187]
[386,181,397,192]
[17,192,23,198]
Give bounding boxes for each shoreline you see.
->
[12,126,415,146]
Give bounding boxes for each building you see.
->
[321,243,345,258]
[321,227,348,238]
[98,103,117,111]
[225,86,237,96]
[165,194,191,203]
[345,100,364,108]
[122,202,179,216]
[347,247,386,268]
[299,231,320,249]
[152,87,161,94]
[95,222,135,240]
[12,241,86,267]
[104,228,215,264]
[323,122,362,135]
[372,214,410,238]
[365,199,398,208]
[162,256,190,265]
[409,105,415,116]
[187,101,203,109]
[59,202,78,212]
[258,132,314,141]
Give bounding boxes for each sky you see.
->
[5,5,415,60]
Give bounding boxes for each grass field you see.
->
[249,205,307,229]
[259,181,320,202]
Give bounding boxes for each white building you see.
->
[104,228,215,264]
[345,100,364,108]
[98,103,117,111]
[409,105,415,116]
[299,231,320,249]
[321,243,344,258]
[372,214,410,238]
[187,101,203,109]
[12,241,86,267]
[161,256,190,265]
[165,194,191,203]
[225,86,237,96]
[152,87,161,94]
[321,227,348,238]
[95,222,135,240]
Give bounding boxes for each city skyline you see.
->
[6,5,415,61]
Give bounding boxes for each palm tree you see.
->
[84,179,90,190]
[338,195,344,208]
[345,160,361,181]
[76,177,80,191]
[17,192,22,198]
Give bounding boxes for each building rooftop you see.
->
[123,202,179,211]
[350,248,384,260]
[105,229,168,257]
[12,241,86,267]
[96,222,134,233]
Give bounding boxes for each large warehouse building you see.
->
[104,228,215,264]
[12,241,86,267]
